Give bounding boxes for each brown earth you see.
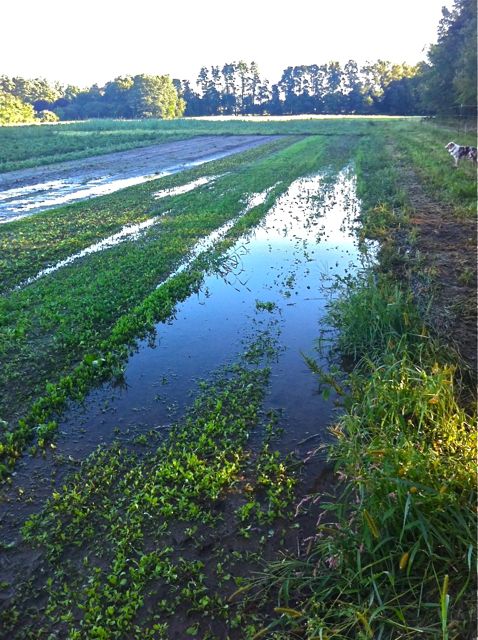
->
[0,135,280,221]
[0,135,279,190]
[400,167,477,379]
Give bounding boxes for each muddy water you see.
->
[0,135,277,222]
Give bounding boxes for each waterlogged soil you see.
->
[0,135,278,222]
[0,167,372,635]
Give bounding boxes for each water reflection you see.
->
[57,167,372,456]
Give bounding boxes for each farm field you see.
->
[0,115,419,174]
[0,117,476,639]
[0,135,279,222]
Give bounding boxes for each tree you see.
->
[103,76,134,118]
[423,0,477,115]
[221,63,238,114]
[37,109,60,122]
[343,60,365,113]
[0,76,62,107]
[0,91,35,124]
[127,75,185,119]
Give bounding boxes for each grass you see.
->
[253,275,476,639]
[393,121,477,217]
[355,121,477,225]
[0,122,193,173]
[239,119,477,639]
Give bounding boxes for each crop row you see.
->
[0,116,403,173]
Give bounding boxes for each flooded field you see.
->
[0,135,277,222]
[0,165,375,631]
[58,168,370,449]
[1,116,475,639]
[1,116,476,640]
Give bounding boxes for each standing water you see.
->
[0,166,375,611]
[0,165,374,567]
[53,166,373,456]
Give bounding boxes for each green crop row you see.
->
[0,116,407,173]
[0,137,293,292]
[4,338,296,639]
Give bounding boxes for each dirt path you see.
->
[401,167,477,378]
[0,135,279,221]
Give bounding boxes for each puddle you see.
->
[0,136,277,223]
[152,175,220,199]
[157,184,279,286]
[15,215,165,290]
[53,166,373,454]
[0,166,376,590]
[14,183,277,293]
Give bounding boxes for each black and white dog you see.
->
[445,141,478,167]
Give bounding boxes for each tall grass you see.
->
[255,275,476,639]
[394,121,477,217]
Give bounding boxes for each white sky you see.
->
[2,0,453,88]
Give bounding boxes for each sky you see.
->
[2,0,453,88]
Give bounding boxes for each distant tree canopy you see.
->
[0,0,475,124]
[0,74,185,123]
[56,75,185,120]
[174,59,424,117]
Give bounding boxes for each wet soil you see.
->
[400,167,477,378]
[0,135,278,221]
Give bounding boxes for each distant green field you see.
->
[0,116,416,173]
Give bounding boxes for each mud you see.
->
[0,135,278,221]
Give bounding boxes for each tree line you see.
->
[0,0,475,125]
[0,75,185,124]
[177,60,423,116]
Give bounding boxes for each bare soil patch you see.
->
[0,135,278,190]
[402,168,477,377]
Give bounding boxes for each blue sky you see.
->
[3,0,453,87]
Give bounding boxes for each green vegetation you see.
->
[259,275,476,638]
[0,116,393,174]
[3,344,296,639]
[391,122,477,216]
[1,0,474,124]
[0,74,184,124]
[0,91,35,125]
[241,118,476,639]
[0,117,475,638]
[0,120,195,173]
[423,0,476,117]
[0,137,293,291]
